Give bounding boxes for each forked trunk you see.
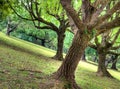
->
[54,32,90,89]
[97,53,113,78]
[53,33,65,61]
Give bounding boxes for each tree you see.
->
[8,0,69,60]
[53,0,120,89]
[90,29,120,77]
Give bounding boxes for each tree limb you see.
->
[107,51,120,55]
[7,0,34,21]
[110,29,120,45]
[34,26,53,30]
[90,1,120,28]
[95,36,100,46]
[60,0,84,31]
[8,0,59,32]
[88,43,97,49]
[111,45,120,50]
[96,17,120,30]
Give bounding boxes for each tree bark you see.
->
[54,31,90,89]
[97,53,113,78]
[52,33,65,61]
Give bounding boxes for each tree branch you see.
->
[90,0,110,26]
[7,0,34,21]
[60,0,84,31]
[110,29,120,45]
[34,26,53,30]
[8,0,59,32]
[90,1,120,28]
[95,36,100,46]
[96,17,120,30]
[111,45,120,50]
[88,43,97,49]
[107,51,120,55]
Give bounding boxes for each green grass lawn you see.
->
[0,32,120,89]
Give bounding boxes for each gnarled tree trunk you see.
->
[97,53,113,77]
[54,31,90,89]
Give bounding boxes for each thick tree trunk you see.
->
[97,53,113,78]
[53,33,65,61]
[54,32,90,89]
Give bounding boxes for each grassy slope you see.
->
[0,32,55,57]
[0,32,120,89]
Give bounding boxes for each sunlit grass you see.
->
[0,32,55,57]
[0,32,120,89]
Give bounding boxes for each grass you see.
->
[0,32,56,57]
[0,32,120,89]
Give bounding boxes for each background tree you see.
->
[8,0,69,60]
[90,28,120,77]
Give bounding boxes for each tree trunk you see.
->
[54,32,90,89]
[111,55,118,70]
[6,28,11,36]
[97,53,113,78]
[111,60,117,70]
[52,33,65,61]
[41,39,46,47]
[81,51,86,61]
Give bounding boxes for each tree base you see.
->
[53,80,81,89]
[40,74,82,89]
[111,67,118,71]
[96,71,113,78]
[52,55,64,61]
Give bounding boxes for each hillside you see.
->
[0,32,120,89]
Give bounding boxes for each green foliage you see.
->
[85,47,97,61]
[64,32,74,53]
[0,0,13,20]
